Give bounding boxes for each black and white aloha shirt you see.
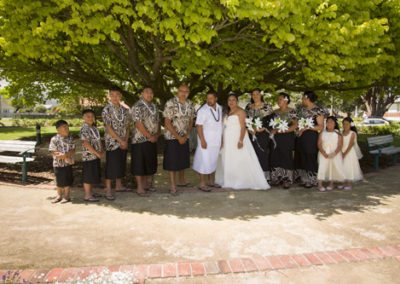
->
[49,134,75,167]
[163,97,195,140]
[80,123,102,161]
[101,103,130,151]
[131,99,160,144]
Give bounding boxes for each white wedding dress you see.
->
[215,115,270,190]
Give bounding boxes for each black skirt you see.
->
[294,130,319,172]
[249,131,270,172]
[82,158,101,184]
[131,141,158,176]
[271,132,295,169]
[163,139,190,171]
[105,148,127,179]
[54,165,73,187]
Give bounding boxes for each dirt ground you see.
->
[0,166,400,282]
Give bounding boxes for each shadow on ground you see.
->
[58,166,400,221]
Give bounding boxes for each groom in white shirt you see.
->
[192,91,223,191]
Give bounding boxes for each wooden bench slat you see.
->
[0,140,36,153]
[0,155,35,164]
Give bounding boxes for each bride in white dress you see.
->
[215,93,270,190]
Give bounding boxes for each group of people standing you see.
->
[48,85,363,204]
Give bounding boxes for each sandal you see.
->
[136,191,149,197]
[318,187,326,192]
[344,186,352,190]
[92,193,103,198]
[207,184,221,188]
[337,185,344,190]
[282,182,291,189]
[326,186,333,191]
[145,187,157,192]
[84,197,99,202]
[169,190,179,196]
[304,183,313,188]
[177,183,191,187]
[115,188,130,192]
[52,197,62,204]
[198,186,211,192]
[105,195,115,201]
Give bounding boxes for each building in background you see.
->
[384,98,400,121]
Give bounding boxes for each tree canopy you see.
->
[0,0,399,108]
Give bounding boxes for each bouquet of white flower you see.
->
[245,117,263,133]
[298,117,315,131]
[269,117,289,133]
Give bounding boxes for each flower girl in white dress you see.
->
[317,116,345,192]
[341,117,363,190]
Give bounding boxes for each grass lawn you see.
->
[0,126,80,140]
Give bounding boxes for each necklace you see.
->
[111,104,124,122]
[209,106,220,122]
[177,99,189,116]
[89,126,100,140]
[142,99,156,116]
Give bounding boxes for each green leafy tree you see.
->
[0,0,398,108]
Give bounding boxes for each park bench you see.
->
[367,134,400,170]
[0,140,37,183]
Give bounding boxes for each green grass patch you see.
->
[0,126,80,140]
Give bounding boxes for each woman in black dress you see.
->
[269,93,298,189]
[245,88,273,180]
[294,91,326,188]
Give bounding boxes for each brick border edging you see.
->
[1,244,400,283]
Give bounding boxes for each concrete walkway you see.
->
[1,166,400,283]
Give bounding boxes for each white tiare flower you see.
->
[277,120,289,132]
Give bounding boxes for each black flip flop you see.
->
[136,192,149,197]
[105,195,115,201]
[198,186,211,192]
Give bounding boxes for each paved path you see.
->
[1,166,400,283]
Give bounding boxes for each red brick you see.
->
[366,247,386,259]
[178,262,191,277]
[162,263,177,278]
[217,260,232,274]
[346,248,370,261]
[77,266,108,280]
[337,250,358,262]
[44,268,64,282]
[360,248,380,260]
[251,255,272,271]
[266,255,286,269]
[303,253,323,265]
[30,269,50,282]
[291,254,312,267]
[279,255,298,269]
[203,261,220,275]
[379,245,400,257]
[228,258,245,273]
[57,268,82,282]
[190,262,205,276]
[326,251,348,263]
[313,252,336,264]
[107,265,121,272]
[133,265,149,280]
[148,264,162,279]
[241,258,258,272]
[19,269,35,283]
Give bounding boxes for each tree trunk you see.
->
[361,86,398,117]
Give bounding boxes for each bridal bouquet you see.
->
[245,117,263,133]
[269,117,289,133]
[298,117,314,131]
